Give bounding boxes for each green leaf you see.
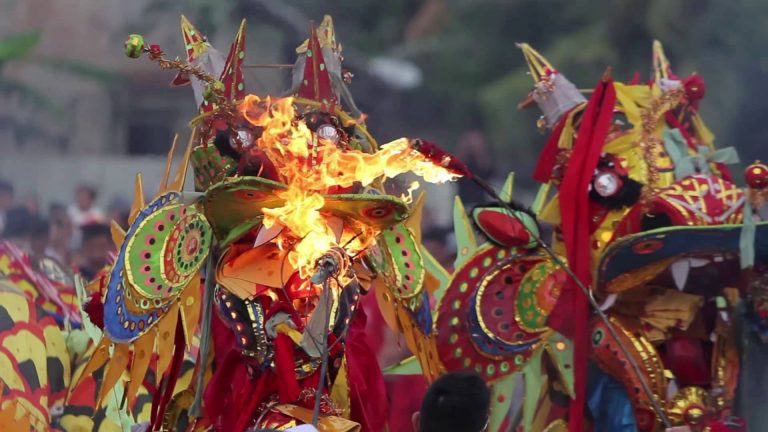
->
[0,31,41,62]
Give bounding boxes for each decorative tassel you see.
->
[409,139,472,178]
[84,292,105,330]
[557,77,617,432]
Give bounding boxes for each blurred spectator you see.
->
[413,371,491,432]
[78,223,112,280]
[29,218,50,261]
[422,227,455,272]
[47,203,75,268]
[50,203,67,219]
[107,196,131,229]
[456,130,494,209]
[22,193,40,217]
[1,205,80,326]
[1,206,34,250]
[68,183,106,228]
[0,179,14,234]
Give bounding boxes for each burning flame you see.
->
[240,95,458,278]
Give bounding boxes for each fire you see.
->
[240,95,458,278]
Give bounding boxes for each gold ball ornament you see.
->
[745,160,768,189]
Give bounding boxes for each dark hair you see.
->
[81,223,111,242]
[419,372,491,432]
[0,179,12,195]
[30,218,50,238]
[49,202,66,214]
[77,184,98,201]
[1,206,34,238]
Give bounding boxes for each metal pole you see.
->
[190,253,216,417]
[311,279,333,426]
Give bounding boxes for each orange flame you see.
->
[239,95,458,278]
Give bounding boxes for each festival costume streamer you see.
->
[557,76,616,432]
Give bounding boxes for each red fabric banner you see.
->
[557,78,616,432]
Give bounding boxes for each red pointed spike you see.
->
[219,19,247,103]
[180,15,210,62]
[200,19,247,114]
[298,22,337,112]
[173,15,211,87]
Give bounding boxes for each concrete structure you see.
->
[0,0,286,210]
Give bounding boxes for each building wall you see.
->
[0,153,189,211]
[0,0,287,210]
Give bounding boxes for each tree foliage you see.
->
[133,0,768,185]
[0,29,119,147]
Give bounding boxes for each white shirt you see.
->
[67,204,106,227]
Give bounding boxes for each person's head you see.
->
[1,206,35,249]
[422,227,456,270]
[75,184,98,211]
[49,206,74,248]
[413,372,491,432]
[29,218,50,257]
[457,130,490,152]
[80,223,112,270]
[0,180,13,210]
[22,194,40,216]
[108,197,131,229]
[49,203,67,219]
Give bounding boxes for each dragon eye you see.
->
[230,128,255,149]
[593,171,621,197]
[316,124,339,144]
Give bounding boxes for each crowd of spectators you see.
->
[0,178,125,279]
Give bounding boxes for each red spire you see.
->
[220,19,247,103]
[297,23,337,112]
[201,19,247,114]
[172,15,210,86]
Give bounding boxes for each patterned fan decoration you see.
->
[78,136,212,411]
[202,176,409,248]
[381,174,574,432]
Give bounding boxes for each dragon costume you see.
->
[75,15,464,432]
[506,42,755,431]
[7,13,768,432]
[383,40,767,432]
